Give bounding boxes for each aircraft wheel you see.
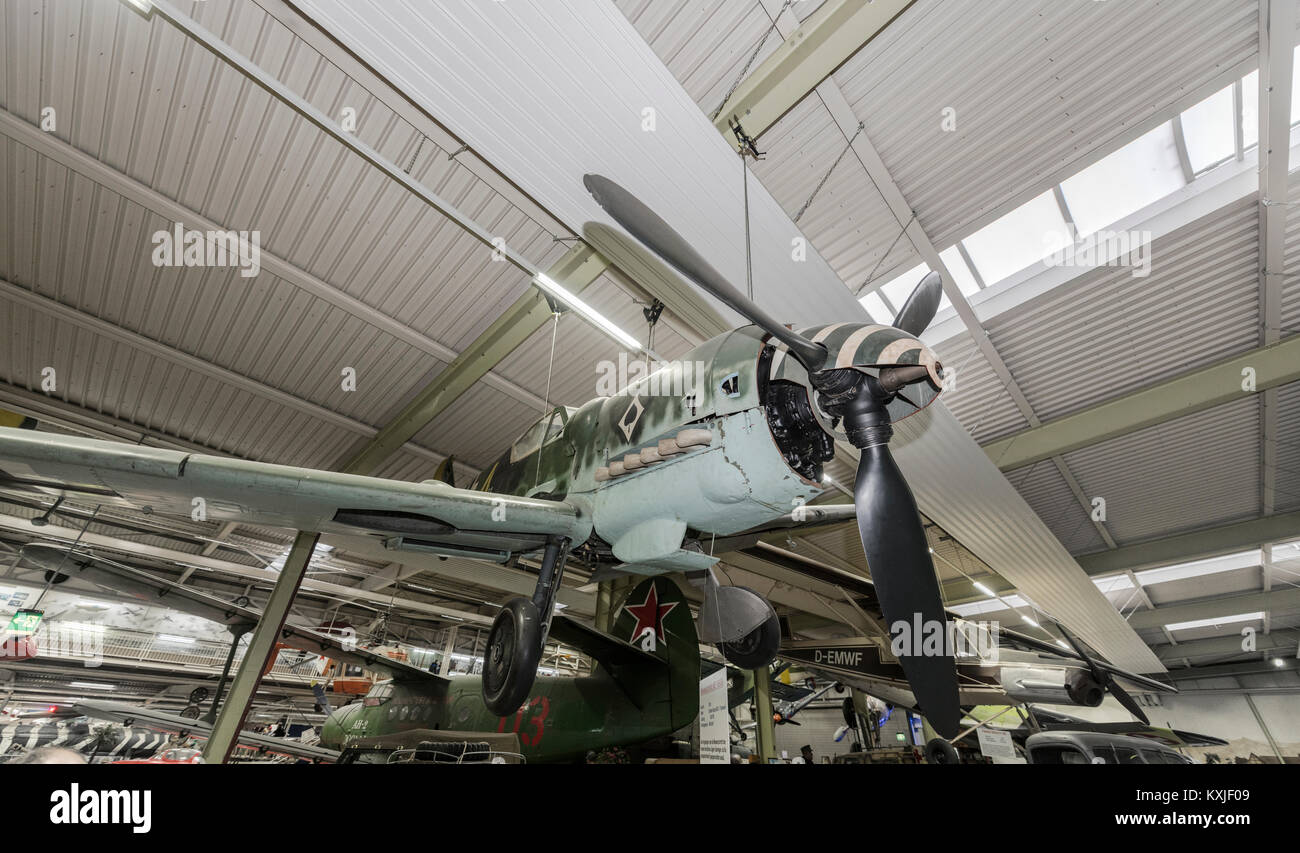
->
[717,608,781,670]
[482,597,542,716]
[925,737,960,764]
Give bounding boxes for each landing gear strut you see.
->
[482,537,570,716]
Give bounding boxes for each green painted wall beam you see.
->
[983,337,1300,472]
[1076,509,1300,576]
[712,0,914,142]
[342,243,608,475]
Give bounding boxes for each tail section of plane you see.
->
[549,575,700,733]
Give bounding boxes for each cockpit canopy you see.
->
[508,406,576,462]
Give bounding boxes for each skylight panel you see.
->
[1135,549,1262,587]
[1164,611,1264,633]
[947,595,1026,618]
[939,246,980,296]
[1242,70,1259,149]
[1093,574,1134,594]
[960,191,1069,286]
[879,263,928,310]
[859,290,891,323]
[1059,123,1186,237]
[1293,45,1300,125]
[1181,85,1235,173]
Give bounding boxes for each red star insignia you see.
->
[622,583,677,644]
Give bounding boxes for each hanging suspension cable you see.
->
[793,122,865,224]
[710,0,795,121]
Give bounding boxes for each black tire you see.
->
[188,687,210,705]
[925,737,960,765]
[717,610,781,670]
[482,597,542,716]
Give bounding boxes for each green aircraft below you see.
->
[319,576,700,763]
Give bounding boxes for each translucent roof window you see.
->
[939,246,980,296]
[879,263,927,310]
[1242,69,1259,149]
[1059,123,1186,237]
[1181,85,1235,173]
[1164,611,1263,633]
[1135,549,1261,587]
[859,290,891,323]
[961,191,1069,286]
[1293,45,1300,125]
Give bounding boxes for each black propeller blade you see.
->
[891,271,943,336]
[583,173,828,371]
[1056,621,1150,725]
[846,384,960,738]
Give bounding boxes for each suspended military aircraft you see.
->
[14,544,699,763]
[0,175,957,732]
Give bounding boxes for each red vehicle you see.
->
[113,747,203,765]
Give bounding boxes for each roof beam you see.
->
[1152,630,1297,663]
[982,337,1300,471]
[342,243,607,475]
[712,0,914,142]
[0,108,545,414]
[1127,586,1300,630]
[1257,0,1295,518]
[1076,509,1300,576]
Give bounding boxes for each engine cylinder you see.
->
[1066,669,1105,707]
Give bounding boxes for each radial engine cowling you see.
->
[1065,668,1106,707]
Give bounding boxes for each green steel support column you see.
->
[342,243,607,476]
[753,666,776,763]
[202,531,319,763]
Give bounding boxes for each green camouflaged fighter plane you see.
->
[0,177,958,735]
[319,575,699,762]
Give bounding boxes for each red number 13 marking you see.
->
[497,696,549,746]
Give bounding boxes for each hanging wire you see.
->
[710,0,795,121]
[32,503,102,609]
[855,211,918,297]
[793,122,865,224]
[742,152,754,301]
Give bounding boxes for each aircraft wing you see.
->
[20,542,446,686]
[73,700,341,763]
[0,428,590,564]
[997,626,1174,694]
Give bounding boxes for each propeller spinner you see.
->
[585,174,960,736]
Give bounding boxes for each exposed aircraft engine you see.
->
[999,664,1104,708]
[1065,668,1106,707]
